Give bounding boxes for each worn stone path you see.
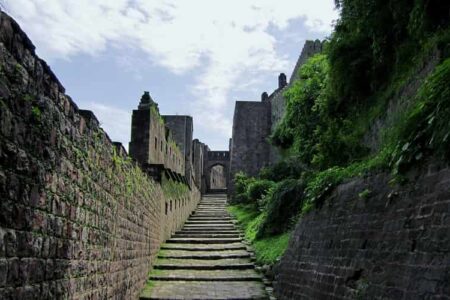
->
[140,194,269,300]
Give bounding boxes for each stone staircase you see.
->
[140,194,269,300]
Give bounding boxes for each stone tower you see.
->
[229,40,324,195]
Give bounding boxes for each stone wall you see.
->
[289,39,323,84]
[163,115,194,186]
[267,75,288,164]
[129,95,185,175]
[229,40,325,190]
[229,101,271,193]
[274,161,450,299]
[0,12,200,299]
[192,139,205,190]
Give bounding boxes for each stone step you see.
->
[192,212,229,218]
[184,221,235,227]
[193,211,228,213]
[184,221,235,225]
[140,280,268,300]
[183,225,236,229]
[149,269,262,282]
[153,258,255,270]
[183,223,235,227]
[186,218,232,222]
[182,227,236,231]
[195,207,227,209]
[181,229,237,233]
[188,217,233,221]
[140,193,268,300]
[177,230,240,235]
[179,227,238,231]
[158,249,250,259]
[184,223,235,227]
[166,238,242,244]
[172,233,241,239]
[160,243,247,251]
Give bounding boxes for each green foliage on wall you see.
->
[161,173,189,199]
[329,0,450,112]
[390,57,450,174]
[272,53,368,169]
[230,0,450,266]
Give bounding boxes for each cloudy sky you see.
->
[2,0,337,150]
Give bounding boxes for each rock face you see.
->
[0,11,200,299]
[274,161,450,299]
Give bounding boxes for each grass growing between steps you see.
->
[228,204,291,265]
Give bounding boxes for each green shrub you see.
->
[232,171,255,203]
[227,204,291,265]
[271,53,369,169]
[246,179,275,204]
[257,179,305,237]
[259,157,306,182]
[390,57,450,173]
[329,0,450,114]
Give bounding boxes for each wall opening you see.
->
[209,164,227,189]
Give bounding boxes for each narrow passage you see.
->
[140,194,269,300]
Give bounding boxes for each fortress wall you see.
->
[163,116,194,185]
[0,12,199,299]
[192,139,205,190]
[229,101,271,193]
[129,107,185,175]
[274,161,450,299]
[229,40,325,187]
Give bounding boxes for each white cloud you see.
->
[3,0,337,147]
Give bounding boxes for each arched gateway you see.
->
[204,151,230,193]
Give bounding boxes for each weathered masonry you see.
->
[0,11,236,298]
[274,162,450,299]
[229,40,323,193]
[129,94,231,193]
[0,11,206,299]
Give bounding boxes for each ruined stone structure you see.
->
[229,100,271,187]
[209,165,227,189]
[1,10,449,300]
[129,92,185,176]
[0,12,202,299]
[163,115,194,186]
[229,40,324,193]
[192,139,205,190]
[204,151,230,193]
[130,99,230,193]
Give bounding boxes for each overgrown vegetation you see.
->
[230,0,450,266]
[227,204,291,265]
[161,174,190,198]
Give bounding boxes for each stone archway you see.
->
[207,163,228,190]
[204,151,230,192]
